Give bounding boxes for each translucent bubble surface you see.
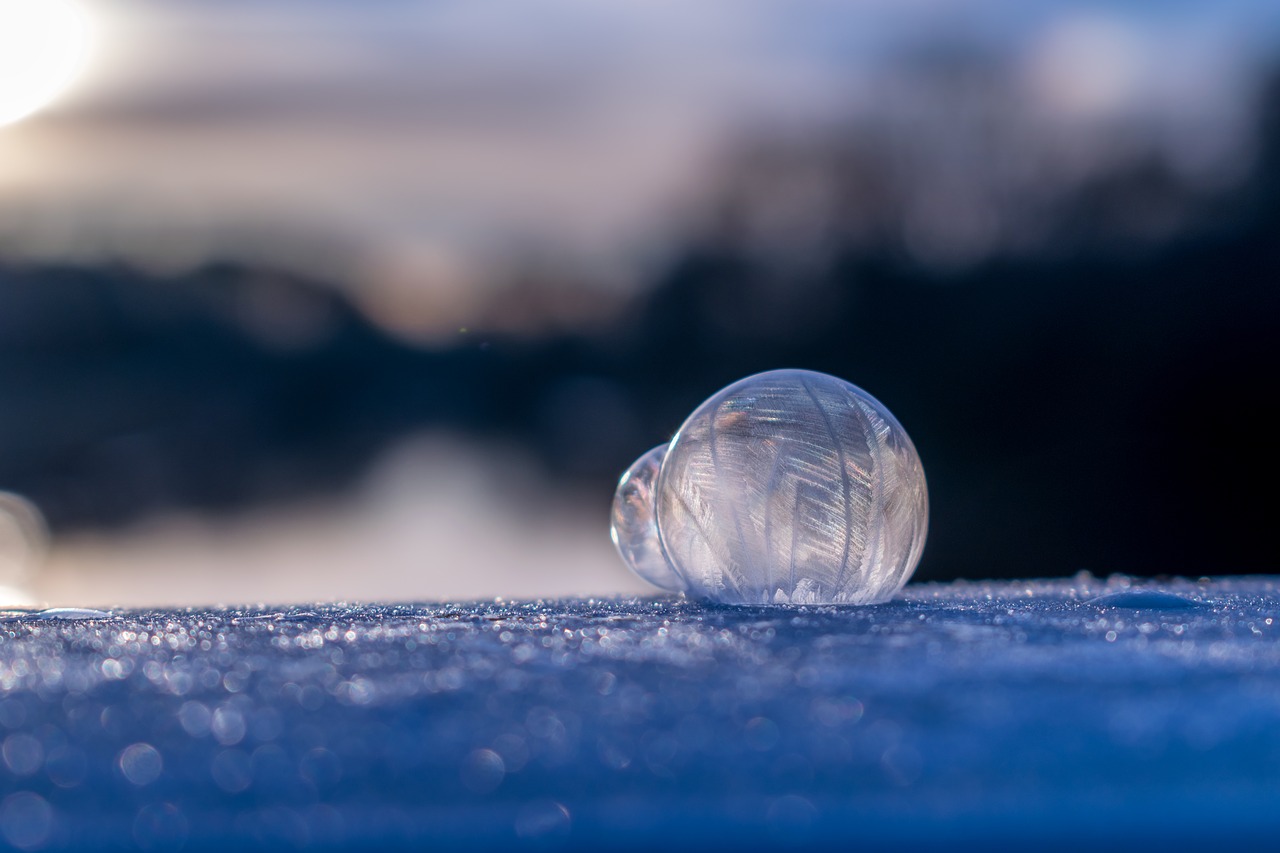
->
[615,369,927,605]
[610,445,687,592]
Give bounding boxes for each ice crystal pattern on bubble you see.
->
[612,369,928,605]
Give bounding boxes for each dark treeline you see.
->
[2,81,1278,582]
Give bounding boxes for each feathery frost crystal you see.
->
[611,369,928,604]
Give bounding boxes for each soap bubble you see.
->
[610,445,686,592]
[612,369,927,604]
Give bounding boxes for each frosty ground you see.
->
[1,575,1278,850]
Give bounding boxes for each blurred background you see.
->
[0,0,1277,607]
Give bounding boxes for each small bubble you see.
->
[881,744,923,786]
[0,792,53,851]
[44,746,87,789]
[767,794,818,838]
[596,737,633,770]
[132,803,188,853]
[163,669,193,695]
[99,705,126,737]
[459,748,505,794]
[514,800,570,840]
[211,706,246,746]
[2,733,43,776]
[595,671,617,696]
[210,749,253,794]
[336,677,374,706]
[222,670,249,693]
[177,701,212,738]
[810,696,864,728]
[525,706,564,740]
[744,716,781,752]
[610,445,687,592]
[297,685,325,711]
[299,747,342,791]
[118,743,163,787]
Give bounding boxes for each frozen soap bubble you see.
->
[611,369,928,605]
[610,445,687,592]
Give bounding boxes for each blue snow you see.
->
[1,575,1279,850]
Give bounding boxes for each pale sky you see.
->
[0,0,1274,337]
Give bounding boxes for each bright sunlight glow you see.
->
[0,0,94,127]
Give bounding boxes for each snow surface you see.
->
[1,575,1279,850]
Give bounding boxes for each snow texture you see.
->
[1,575,1279,850]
